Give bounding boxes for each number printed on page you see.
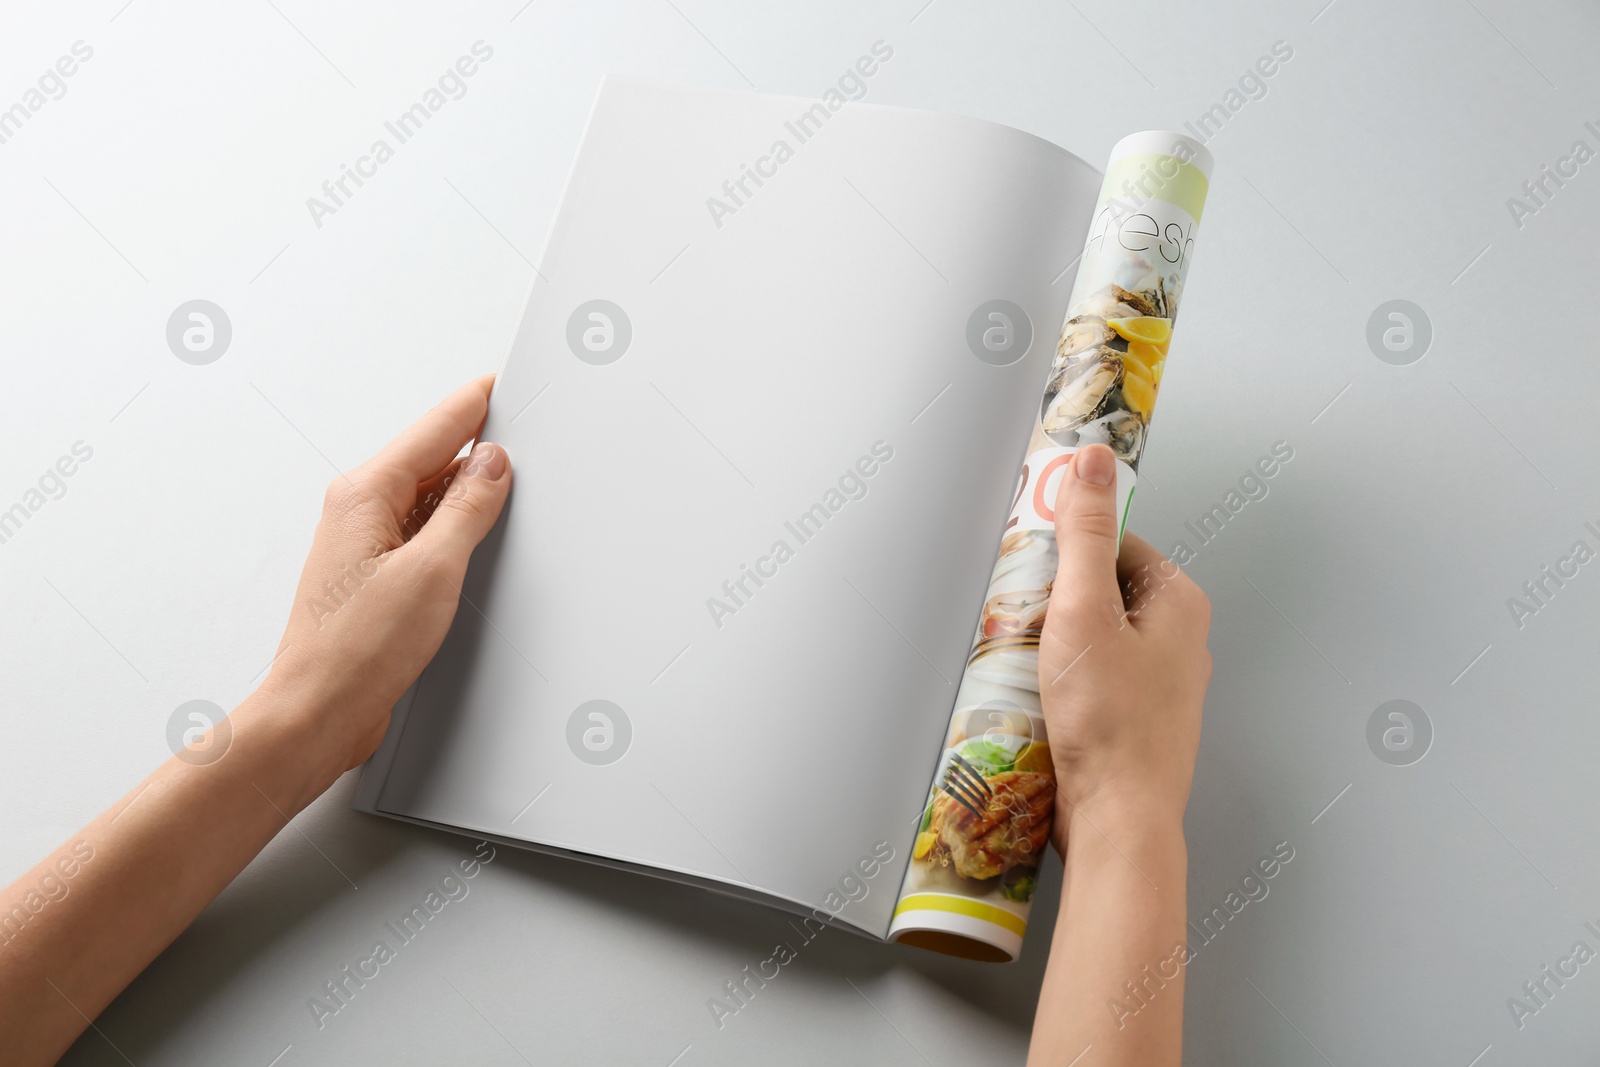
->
[1004,446,1136,537]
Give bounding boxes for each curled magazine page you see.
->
[889,131,1214,961]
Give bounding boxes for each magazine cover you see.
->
[889,130,1214,961]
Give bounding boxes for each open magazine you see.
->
[355,72,1212,964]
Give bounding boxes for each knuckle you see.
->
[1061,509,1118,543]
[404,538,456,583]
[322,477,366,516]
[363,464,411,502]
[441,483,491,522]
[1051,587,1120,631]
[406,538,442,574]
[1177,596,1212,648]
[1166,569,1207,612]
[1068,508,1120,537]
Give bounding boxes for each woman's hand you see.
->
[261,375,513,781]
[0,377,514,1067]
[1038,442,1211,850]
[1028,442,1211,1067]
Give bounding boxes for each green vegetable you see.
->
[957,740,1014,776]
[1001,874,1037,903]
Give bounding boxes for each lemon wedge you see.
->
[1109,316,1172,350]
[1122,374,1157,416]
[1014,741,1053,774]
[1121,343,1159,384]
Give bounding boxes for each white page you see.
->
[365,75,1101,937]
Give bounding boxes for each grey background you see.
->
[0,0,1595,1064]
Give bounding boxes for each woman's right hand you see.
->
[1027,441,1211,1067]
[1037,442,1212,850]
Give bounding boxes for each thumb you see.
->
[415,442,512,565]
[1051,443,1124,622]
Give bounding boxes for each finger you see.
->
[1115,532,1205,632]
[411,441,512,569]
[1050,444,1125,628]
[1115,532,1171,592]
[1114,533,1172,628]
[399,458,466,542]
[362,376,494,486]
[417,457,466,507]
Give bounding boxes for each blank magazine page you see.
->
[368,75,1100,937]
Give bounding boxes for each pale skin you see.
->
[1027,442,1211,1067]
[0,378,1210,1066]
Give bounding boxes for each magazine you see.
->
[888,129,1211,960]
[354,73,1212,963]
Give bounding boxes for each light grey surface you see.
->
[1,1,1597,1064]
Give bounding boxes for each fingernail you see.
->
[467,442,507,480]
[1075,444,1115,487]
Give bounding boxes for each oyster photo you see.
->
[1076,408,1146,464]
[1041,346,1122,435]
[1084,282,1158,320]
[968,530,1056,666]
[1039,280,1174,459]
[1056,316,1115,362]
[978,587,1050,642]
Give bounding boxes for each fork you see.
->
[938,752,994,819]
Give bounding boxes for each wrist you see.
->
[1061,792,1187,883]
[1068,785,1186,838]
[230,669,351,810]
[1053,753,1191,832]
